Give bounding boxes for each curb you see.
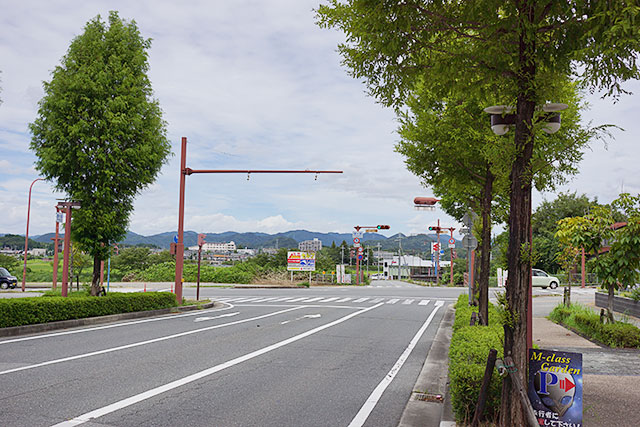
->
[0,301,219,338]
[398,304,455,427]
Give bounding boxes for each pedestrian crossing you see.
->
[214,296,447,307]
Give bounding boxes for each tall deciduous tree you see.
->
[30,12,170,296]
[317,1,640,423]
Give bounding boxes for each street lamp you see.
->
[484,102,568,350]
[483,103,567,135]
[22,178,44,292]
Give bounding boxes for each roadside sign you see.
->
[56,212,63,223]
[354,243,361,248]
[357,254,363,260]
[357,247,364,253]
[365,229,378,233]
[352,231,364,239]
[528,349,582,426]
[448,237,455,245]
[173,235,179,244]
[462,235,478,250]
[462,212,473,227]
[287,251,316,271]
[353,237,360,244]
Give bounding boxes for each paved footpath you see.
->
[534,316,640,427]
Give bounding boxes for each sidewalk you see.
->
[534,316,640,427]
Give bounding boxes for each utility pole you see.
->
[377,242,381,275]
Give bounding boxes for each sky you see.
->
[1,1,639,240]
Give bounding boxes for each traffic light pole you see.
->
[175,137,342,303]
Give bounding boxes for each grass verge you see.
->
[548,303,640,348]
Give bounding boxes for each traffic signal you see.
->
[376,225,390,230]
[428,226,436,231]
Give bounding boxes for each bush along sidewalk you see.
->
[448,294,504,424]
[0,292,177,328]
[549,303,640,348]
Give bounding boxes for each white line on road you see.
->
[370,298,385,303]
[318,297,340,303]
[418,299,431,306]
[50,303,384,427]
[194,313,239,322]
[347,300,446,427]
[335,297,352,302]
[402,299,414,305]
[386,299,399,304]
[0,306,303,376]
[0,305,235,345]
[299,297,324,303]
[353,297,369,303]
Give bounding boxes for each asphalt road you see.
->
[0,280,465,427]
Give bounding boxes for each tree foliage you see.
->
[317,1,640,423]
[29,12,170,295]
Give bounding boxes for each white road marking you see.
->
[0,305,235,345]
[0,306,303,376]
[51,303,384,427]
[353,297,369,303]
[347,301,445,427]
[194,313,239,322]
[250,297,279,303]
[318,297,340,303]
[287,297,310,302]
[402,299,414,305]
[386,299,399,304]
[270,297,295,302]
[370,298,385,303]
[418,299,431,306]
[336,297,353,302]
[300,297,324,302]
[232,297,262,302]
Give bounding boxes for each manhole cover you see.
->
[413,392,444,403]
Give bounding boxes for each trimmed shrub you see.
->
[0,292,177,328]
[549,303,640,348]
[449,294,504,424]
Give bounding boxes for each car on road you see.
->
[532,268,559,289]
[0,267,18,289]
[370,273,383,280]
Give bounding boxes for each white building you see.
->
[188,241,237,252]
[298,238,322,252]
[383,255,450,282]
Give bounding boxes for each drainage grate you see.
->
[413,392,444,403]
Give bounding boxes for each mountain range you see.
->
[23,229,460,253]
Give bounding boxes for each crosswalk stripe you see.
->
[371,298,385,303]
[418,299,430,306]
[270,297,294,302]
[318,297,340,303]
[402,299,414,305]
[387,299,399,304]
[286,297,308,302]
[251,297,279,302]
[233,297,261,302]
[353,298,369,303]
[336,297,352,303]
[300,297,324,303]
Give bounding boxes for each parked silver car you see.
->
[532,268,559,289]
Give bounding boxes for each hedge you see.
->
[549,303,640,348]
[0,292,177,328]
[138,262,254,284]
[449,294,504,424]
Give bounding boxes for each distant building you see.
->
[383,255,450,282]
[298,238,322,252]
[28,248,47,257]
[188,241,237,252]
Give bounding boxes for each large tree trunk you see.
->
[91,255,101,296]
[478,167,494,326]
[500,5,537,423]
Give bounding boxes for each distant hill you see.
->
[27,229,461,252]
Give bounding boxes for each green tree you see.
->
[533,192,595,273]
[29,12,170,296]
[0,254,19,272]
[317,2,640,422]
[71,245,91,289]
[112,247,151,274]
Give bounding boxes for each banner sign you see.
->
[528,349,583,426]
[287,251,316,271]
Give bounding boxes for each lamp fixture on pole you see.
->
[483,103,567,135]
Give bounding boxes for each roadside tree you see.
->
[317,1,640,423]
[29,12,170,296]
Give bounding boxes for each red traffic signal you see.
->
[197,233,206,246]
[376,225,390,230]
